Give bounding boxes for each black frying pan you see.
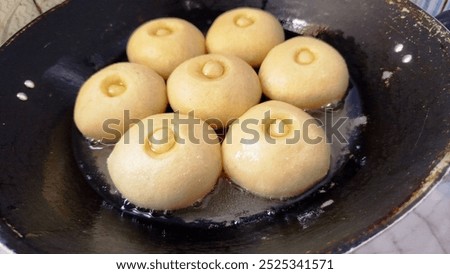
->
[0,0,449,253]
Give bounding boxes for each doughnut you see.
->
[107,113,222,210]
[74,62,167,143]
[222,100,330,199]
[206,7,284,67]
[167,53,261,129]
[259,36,349,109]
[127,17,205,79]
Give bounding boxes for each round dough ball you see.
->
[222,100,330,199]
[107,113,222,210]
[259,36,349,110]
[167,54,262,129]
[206,7,284,67]
[127,18,205,79]
[74,62,167,143]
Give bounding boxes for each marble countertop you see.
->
[354,169,450,253]
[0,0,449,254]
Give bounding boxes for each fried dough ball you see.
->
[259,36,349,109]
[107,113,222,210]
[167,54,261,128]
[222,100,330,199]
[206,7,284,67]
[74,62,167,143]
[127,18,205,79]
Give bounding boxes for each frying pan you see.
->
[0,0,449,253]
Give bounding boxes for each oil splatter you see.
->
[320,199,335,208]
[24,80,35,89]
[16,92,28,101]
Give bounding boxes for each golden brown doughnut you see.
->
[206,7,284,67]
[259,36,349,109]
[107,113,222,210]
[74,62,167,143]
[167,53,261,128]
[127,18,205,79]
[222,100,330,199]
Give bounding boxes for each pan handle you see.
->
[436,10,450,30]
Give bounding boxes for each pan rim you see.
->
[0,0,449,254]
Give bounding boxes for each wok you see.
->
[0,0,449,253]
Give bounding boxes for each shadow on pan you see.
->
[0,0,449,253]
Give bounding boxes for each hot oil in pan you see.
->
[72,79,366,227]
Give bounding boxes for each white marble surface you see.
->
[354,170,450,253]
[0,0,65,45]
[0,0,449,254]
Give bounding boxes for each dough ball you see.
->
[107,113,222,210]
[222,100,330,199]
[74,62,167,143]
[259,36,349,110]
[127,18,205,79]
[167,54,262,129]
[206,7,284,67]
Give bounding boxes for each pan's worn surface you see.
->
[0,0,449,253]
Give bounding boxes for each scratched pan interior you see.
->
[0,0,449,253]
